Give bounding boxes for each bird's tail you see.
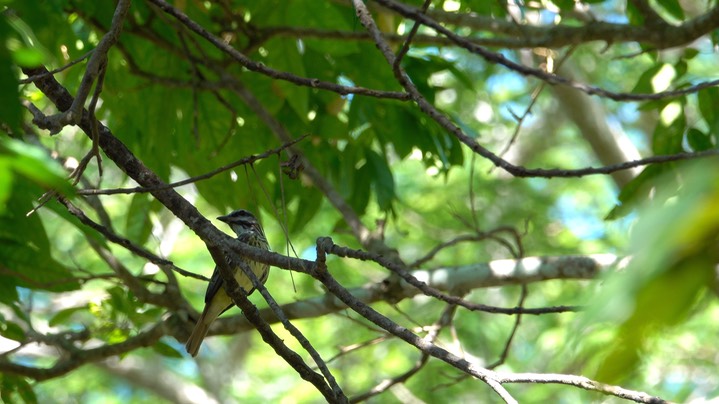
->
[185,310,211,357]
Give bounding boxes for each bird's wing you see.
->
[204,265,224,304]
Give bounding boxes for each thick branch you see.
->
[23,65,343,401]
[213,254,614,336]
[206,246,345,402]
[390,0,719,49]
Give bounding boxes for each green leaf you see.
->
[464,0,507,17]
[348,161,372,215]
[290,187,323,235]
[286,1,358,56]
[652,111,685,155]
[0,159,13,213]
[266,39,308,121]
[152,340,184,358]
[49,306,86,327]
[605,164,663,220]
[697,87,719,135]
[596,256,711,383]
[107,286,136,317]
[656,0,684,21]
[43,198,107,248]
[0,276,19,304]
[0,19,21,134]
[683,48,699,60]
[13,376,37,404]
[0,181,49,249]
[0,374,37,404]
[591,162,719,383]
[365,149,396,211]
[0,239,79,292]
[630,64,663,94]
[673,60,687,79]
[625,2,644,26]
[686,127,713,152]
[125,193,153,245]
[0,136,75,199]
[552,0,576,13]
[0,319,25,342]
[11,46,45,67]
[0,180,79,292]
[636,98,670,112]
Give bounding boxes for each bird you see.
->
[185,209,270,357]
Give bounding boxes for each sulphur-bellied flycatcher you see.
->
[185,209,270,357]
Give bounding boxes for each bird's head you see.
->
[217,209,263,238]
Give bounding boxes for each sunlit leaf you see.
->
[0,136,74,198]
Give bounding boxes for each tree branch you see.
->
[385,0,719,49]
[0,322,166,381]
[77,135,308,196]
[495,372,666,403]
[206,245,346,402]
[351,0,719,180]
[374,0,719,102]
[38,0,130,133]
[211,253,614,337]
[22,64,344,402]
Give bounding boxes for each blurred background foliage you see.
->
[1,0,718,402]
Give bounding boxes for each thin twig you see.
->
[58,197,208,282]
[78,135,308,195]
[208,245,346,402]
[225,78,374,247]
[376,0,719,102]
[0,321,167,381]
[353,0,719,179]
[316,234,516,403]
[393,0,431,70]
[350,303,458,403]
[493,46,578,167]
[146,0,410,101]
[324,237,578,315]
[62,0,131,128]
[18,51,94,84]
[488,284,528,369]
[234,256,346,400]
[410,230,516,268]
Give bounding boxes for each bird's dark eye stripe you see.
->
[231,210,252,218]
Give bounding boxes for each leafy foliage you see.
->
[1,0,718,402]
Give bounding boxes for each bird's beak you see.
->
[217,214,231,223]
